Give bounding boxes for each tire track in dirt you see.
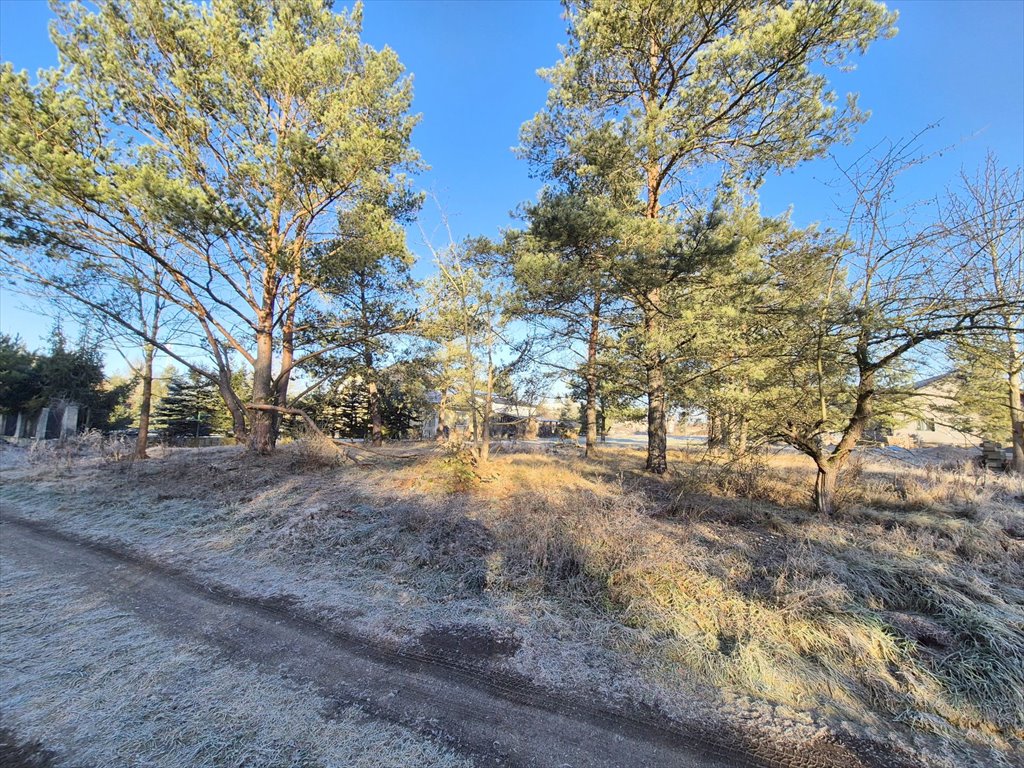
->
[0,516,913,768]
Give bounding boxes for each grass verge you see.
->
[2,438,1021,766]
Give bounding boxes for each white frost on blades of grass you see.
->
[0,560,472,768]
[4,442,1022,764]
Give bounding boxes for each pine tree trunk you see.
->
[735,413,748,458]
[221,382,249,443]
[646,353,668,474]
[585,393,598,458]
[134,345,155,460]
[275,338,294,443]
[479,419,490,463]
[273,277,301,445]
[248,405,274,453]
[248,318,275,455]
[734,382,749,457]
[584,293,601,458]
[643,163,668,474]
[814,463,838,516]
[1008,368,1024,473]
[273,369,291,441]
[720,412,732,455]
[368,378,383,446]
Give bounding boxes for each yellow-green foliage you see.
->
[438,441,480,493]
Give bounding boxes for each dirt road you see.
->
[0,516,888,768]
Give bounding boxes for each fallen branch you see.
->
[246,403,325,436]
[331,440,422,460]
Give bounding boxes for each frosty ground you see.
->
[0,438,1021,767]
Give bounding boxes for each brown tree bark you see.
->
[274,260,304,432]
[367,378,383,446]
[584,290,602,458]
[585,390,599,458]
[1008,369,1024,473]
[813,462,839,516]
[642,161,669,474]
[809,372,874,514]
[274,297,297,441]
[707,411,719,449]
[218,373,249,442]
[735,413,748,458]
[732,382,750,458]
[248,311,276,455]
[645,344,668,474]
[719,412,733,455]
[134,344,156,460]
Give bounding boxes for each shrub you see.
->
[291,432,343,470]
[439,440,478,493]
[27,430,103,472]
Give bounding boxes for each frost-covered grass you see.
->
[0,556,471,768]
[1,437,1021,767]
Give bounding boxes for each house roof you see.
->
[912,371,957,390]
[425,391,521,407]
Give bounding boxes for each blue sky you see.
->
[1,0,1022,356]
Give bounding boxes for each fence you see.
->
[0,403,80,441]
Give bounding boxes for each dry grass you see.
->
[2,438,1021,766]
[290,431,346,470]
[513,481,1022,738]
[0,557,471,768]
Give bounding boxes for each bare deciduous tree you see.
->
[941,154,1024,472]
[763,136,1013,513]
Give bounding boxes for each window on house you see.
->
[916,419,935,432]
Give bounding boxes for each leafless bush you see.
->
[291,431,343,470]
[27,430,103,472]
[101,433,135,464]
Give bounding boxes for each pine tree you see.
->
[0,335,41,416]
[153,372,230,439]
[0,0,420,454]
[522,0,897,473]
[300,200,419,446]
[509,190,624,456]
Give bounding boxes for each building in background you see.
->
[886,373,980,448]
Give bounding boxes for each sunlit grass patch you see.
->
[460,449,1024,751]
